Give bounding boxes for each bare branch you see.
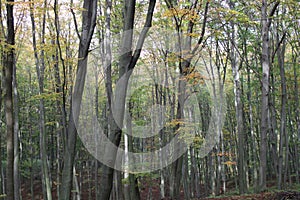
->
[129,0,156,70]
[192,0,209,54]
[267,1,280,28]
[70,0,81,40]
[271,31,286,63]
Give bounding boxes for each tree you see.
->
[2,0,15,199]
[227,0,247,194]
[98,1,156,199]
[29,0,52,198]
[59,0,97,198]
[259,0,279,191]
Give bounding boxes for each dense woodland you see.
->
[0,0,300,199]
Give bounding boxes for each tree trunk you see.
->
[3,0,15,198]
[0,61,2,196]
[229,8,246,192]
[13,51,20,200]
[259,1,279,191]
[259,0,270,191]
[292,48,300,184]
[277,30,287,190]
[29,2,52,198]
[59,0,97,198]
[99,1,156,199]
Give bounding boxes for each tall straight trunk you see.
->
[59,0,97,198]
[29,1,52,198]
[183,152,190,200]
[13,52,20,200]
[277,31,286,190]
[172,1,209,198]
[27,70,35,200]
[270,68,278,179]
[259,0,270,191]
[292,49,300,184]
[229,12,246,193]
[247,66,258,190]
[0,62,2,196]
[52,47,62,200]
[99,1,156,199]
[127,123,140,200]
[259,1,279,190]
[0,2,3,194]
[3,0,15,199]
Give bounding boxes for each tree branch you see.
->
[129,0,156,70]
[70,1,81,40]
[271,31,286,63]
[267,1,280,28]
[192,0,209,54]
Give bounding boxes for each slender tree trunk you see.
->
[73,166,80,200]
[13,52,20,200]
[277,30,287,190]
[99,1,156,199]
[29,2,52,198]
[0,1,4,194]
[292,49,300,184]
[59,0,97,198]
[246,65,258,190]
[183,152,190,200]
[270,68,278,179]
[229,11,246,193]
[259,0,270,191]
[0,61,2,196]
[260,1,279,190]
[3,0,15,198]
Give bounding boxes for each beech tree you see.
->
[259,0,279,191]
[59,0,97,198]
[98,1,156,199]
[2,0,15,199]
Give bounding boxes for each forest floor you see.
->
[21,175,300,200]
[201,191,300,200]
[139,178,300,200]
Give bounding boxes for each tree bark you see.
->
[13,49,20,200]
[59,0,97,198]
[99,1,156,199]
[3,0,15,198]
[277,30,287,190]
[229,3,247,192]
[259,0,279,191]
[259,0,270,191]
[29,1,52,198]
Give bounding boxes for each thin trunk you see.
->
[28,69,34,200]
[0,64,2,196]
[259,0,270,190]
[3,0,15,198]
[260,1,279,191]
[292,49,300,184]
[0,55,4,194]
[183,152,190,200]
[247,66,258,190]
[270,68,278,179]
[29,1,52,198]
[59,0,97,198]
[0,1,3,193]
[99,1,156,199]
[73,166,80,200]
[13,47,20,200]
[229,16,246,193]
[277,31,286,190]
